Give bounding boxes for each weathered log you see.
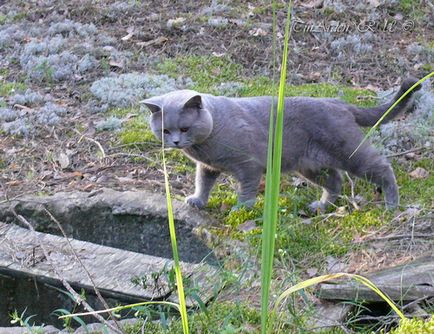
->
[319,256,434,301]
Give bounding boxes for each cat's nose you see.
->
[173,141,180,146]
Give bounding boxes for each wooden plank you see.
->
[0,222,217,306]
[319,257,434,301]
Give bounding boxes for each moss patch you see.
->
[241,77,376,107]
[157,55,244,93]
[0,81,26,97]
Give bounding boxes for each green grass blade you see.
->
[260,2,293,334]
[161,109,190,334]
[270,273,406,330]
[350,71,433,158]
[58,301,181,319]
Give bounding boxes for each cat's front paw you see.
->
[308,201,327,214]
[231,199,256,211]
[186,195,206,209]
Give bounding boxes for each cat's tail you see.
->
[352,77,422,127]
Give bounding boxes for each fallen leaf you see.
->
[109,59,124,68]
[6,180,21,186]
[136,36,168,47]
[121,27,135,41]
[301,0,323,8]
[249,28,267,36]
[166,17,186,29]
[82,183,96,191]
[409,167,429,179]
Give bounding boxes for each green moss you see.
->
[157,56,376,108]
[241,77,376,107]
[0,81,26,97]
[388,316,434,334]
[125,302,260,334]
[157,55,244,93]
[399,0,422,13]
[394,159,434,207]
[118,115,157,147]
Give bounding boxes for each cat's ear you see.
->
[140,99,161,113]
[184,95,202,109]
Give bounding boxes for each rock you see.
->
[0,188,218,264]
[307,301,352,332]
[237,220,257,233]
[208,16,229,28]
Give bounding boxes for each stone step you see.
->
[0,221,218,328]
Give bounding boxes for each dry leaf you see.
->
[249,28,267,36]
[121,27,135,41]
[6,180,21,186]
[136,36,168,47]
[301,0,324,8]
[109,59,124,68]
[409,167,429,179]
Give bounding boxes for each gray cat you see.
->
[142,78,420,212]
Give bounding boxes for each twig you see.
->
[386,147,425,158]
[345,172,360,211]
[354,233,434,243]
[12,210,124,334]
[43,208,123,332]
[73,129,106,158]
[107,152,154,162]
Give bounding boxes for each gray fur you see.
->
[142,78,421,212]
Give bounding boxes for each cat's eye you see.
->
[180,127,189,133]
[163,129,170,134]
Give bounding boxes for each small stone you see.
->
[57,152,70,169]
[307,267,318,277]
[326,256,346,273]
[405,152,416,160]
[208,16,229,28]
[237,220,257,233]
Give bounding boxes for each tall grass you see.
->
[161,109,190,334]
[260,1,293,333]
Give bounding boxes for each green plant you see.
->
[161,114,190,333]
[9,308,42,334]
[0,81,26,97]
[260,1,293,333]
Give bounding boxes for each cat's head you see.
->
[141,90,213,149]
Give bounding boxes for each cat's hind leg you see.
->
[345,151,399,209]
[186,163,220,208]
[299,168,343,213]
